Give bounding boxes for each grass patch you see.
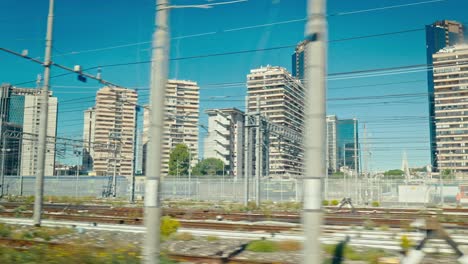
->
[363,219,376,230]
[206,235,219,242]
[277,240,302,251]
[323,244,388,264]
[246,240,278,252]
[0,243,178,264]
[0,223,12,238]
[172,232,194,241]
[379,225,390,231]
[3,224,74,241]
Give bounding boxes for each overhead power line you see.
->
[329,0,447,16]
[47,0,440,58]
[51,27,424,58]
[9,28,432,86]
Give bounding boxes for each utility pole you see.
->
[343,144,347,198]
[0,136,6,198]
[243,112,250,206]
[112,142,118,197]
[303,0,327,262]
[255,96,261,207]
[363,123,369,204]
[33,0,54,226]
[143,0,170,263]
[74,149,80,198]
[353,118,359,204]
[188,149,192,198]
[18,134,23,196]
[130,107,139,203]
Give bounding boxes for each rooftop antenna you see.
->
[36,74,42,89]
[402,151,410,182]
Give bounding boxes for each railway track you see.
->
[0,237,64,249]
[2,202,468,229]
[0,237,282,264]
[167,253,280,264]
[3,209,468,231]
[3,201,467,216]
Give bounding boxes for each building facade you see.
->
[83,86,138,177]
[82,107,96,173]
[326,115,338,173]
[326,115,359,173]
[337,118,359,172]
[0,84,57,176]
[426,20,465,171]
[246,66,304,177]
[143,80,199,176]
[291,40,307,81]
[204,108,244,177]
[433,45,468,174]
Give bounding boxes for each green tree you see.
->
[330,171,345,178]
[168,144,190,176]
[192,158,225,176]
[441,169,454,180]
[383,169,404,179]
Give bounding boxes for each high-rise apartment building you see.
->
[204,108,244,177]
[143,80,199,176]
[291,40,307,81]
[247,66,304,177]
[326,116,338,172]
[426,20,465,170]
[83,86,137,177]
[82,107,96,173]
[0,84,57,176]
[433,44,468,174]
[326,115,359,173]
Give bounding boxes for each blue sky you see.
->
[1,0,467,170]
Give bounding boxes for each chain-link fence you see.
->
[2,175,467,206]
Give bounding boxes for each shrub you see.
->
[14,205,28,213]
[245,201,258,211]
[25,196,35,205]
[371,201,380,207]
[0,223,11,238]
[160,216,180,237]
[282,201,301,211]
[277,240,302,251]
[21,231,34,239]
[322,200,329,206]
[246,240,278,252]
[172,232,193,241]
[331,200,339,206]
[379,225,390,231]
[363,219,375,230]
[206,235,219,242]
[31,229,52,241]
[262,208,272,219]
[400,235,413,253]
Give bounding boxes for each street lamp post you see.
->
[188,150,192,198]
[18,134,23,196]
[74,150,81,198]
[112,142,118,198]
[0,138,11,198]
